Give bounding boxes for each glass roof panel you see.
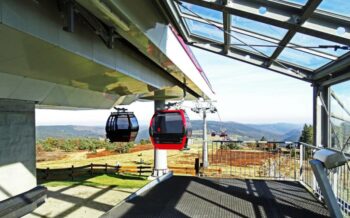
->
[278,48,332,70]
[231,16,288,39]
[230,32,276,56]
[290,33,348,57]
[179,2,222,23]
[282,0,307,5]
[317,0,350,17]
[185,18,224,43]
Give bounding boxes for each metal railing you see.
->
[203,140,350,216]
[299,143,350,217]
[206,141,298,180]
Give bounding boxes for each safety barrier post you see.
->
[299,143,303,181]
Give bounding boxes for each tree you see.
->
[260,136,267,141]
[299,124,313,145]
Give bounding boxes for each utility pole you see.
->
[192,100,217,168]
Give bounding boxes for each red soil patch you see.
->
[36,151,67,162]
[86,144,154,159]
[129,144,154,153]
[211,150,275,167]
[87,150,117,158]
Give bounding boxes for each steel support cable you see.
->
[330,90,350,118]
[193,43,350,50]
[216,108,225,133]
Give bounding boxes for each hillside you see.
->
[36,121,303,142]
[36,125,105,139]
[191,121,302,141]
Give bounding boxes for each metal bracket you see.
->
[62,0,75,32]
[59,0,120,49]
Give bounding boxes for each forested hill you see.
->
[37,121,303,142]
[190,121,302,141]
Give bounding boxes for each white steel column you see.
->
[202,110,209,168]
[152,100,168,177]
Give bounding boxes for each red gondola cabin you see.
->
[149,109,192,150]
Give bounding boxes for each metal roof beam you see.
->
[313,52,350,86]
[319,71,350,87]
[163,0,192,42]
[314,52,350,81]
[223,0,231,54]
[178,0,350,45]
[189,35,312,81]
[266,0,322,67]
[180,12,337,60]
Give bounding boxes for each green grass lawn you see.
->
[41,173,150,189]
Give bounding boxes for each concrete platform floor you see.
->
[24,185,137,218]
[112,176,330,218]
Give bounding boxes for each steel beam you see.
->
[313,84,330,147]
[223,0,231,54]
[320,71,350,87]
[313,53,350,82]
[178,0,350,45]
[310,159,343,218]
[180,12,337,60]
[190,35,312,81]
[313,84,322,147]
[266,0,322,67]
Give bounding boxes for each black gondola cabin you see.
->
[149,109,192,150]
[106,108,139,142]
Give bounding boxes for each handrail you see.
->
[298,142,350,159]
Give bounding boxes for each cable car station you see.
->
[0,0,349,217]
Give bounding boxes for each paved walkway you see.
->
[111,176,330,218]
[24,185,136,218]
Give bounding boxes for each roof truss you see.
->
[160,0,350,86]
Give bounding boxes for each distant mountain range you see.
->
[36,121,304,142]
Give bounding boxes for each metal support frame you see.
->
[313,84,330,148]
[222,0,231,54]
[162,0,350,85]
[202,109,208,168]
[310,159,343,218]
[62,0,75,33]
[192,101,217,168]
[59,0,119,49]
[266,0,322,67]
[314,53,350,84]
[178,0,350,44]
